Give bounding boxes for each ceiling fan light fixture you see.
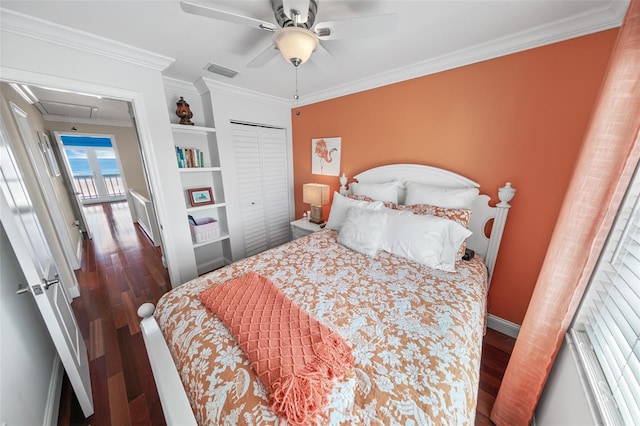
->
[272,27,319,66]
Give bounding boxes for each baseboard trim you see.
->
[487,314,521,339]
[75,237,83,269]
[67,285,80,299]
[44,356,63,426]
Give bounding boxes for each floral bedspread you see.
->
[154,229,488,425]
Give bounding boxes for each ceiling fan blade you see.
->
[309,43,338,75]
[247,44,279,68]
[315,13,397,40]
[180,1,277,31]
[282,0,310,24]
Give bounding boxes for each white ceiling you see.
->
[1,0,629,123]
[25,86,134,126]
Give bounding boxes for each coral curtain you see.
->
[490,1,640,424]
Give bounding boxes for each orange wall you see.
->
[291,29,618,325]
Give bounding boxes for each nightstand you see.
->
[290,218,323,239]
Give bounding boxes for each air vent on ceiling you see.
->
[39,100,97,118]
[205,63,238,78]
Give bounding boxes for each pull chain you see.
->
[294,65,300,116]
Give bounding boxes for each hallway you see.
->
[58,201,170,425]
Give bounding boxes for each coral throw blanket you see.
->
[200,272,354,425]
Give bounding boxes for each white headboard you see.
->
[342,164,516,285]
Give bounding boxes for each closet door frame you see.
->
[231,122,290,259]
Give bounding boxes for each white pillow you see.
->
[325,192,385,231]
[337,207,388,257]
[379,208,472,271]
[404,182,479,209]
[350,181,399,203]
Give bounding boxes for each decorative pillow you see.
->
[397,204,471,227]
[350,181,399,204]
[337,207,388,257]
[346,193,398,209]
[396,203,472,258]
[325,192,385,231]
[379,208,472,272]
[404,182,479,209]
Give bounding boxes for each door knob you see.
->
[42,273,60,290]
[16,284,30,295]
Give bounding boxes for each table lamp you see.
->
[303,183,330,224]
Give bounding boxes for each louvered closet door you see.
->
[232,123,289,258]
[260,127,290,248]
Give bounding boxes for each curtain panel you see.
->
[491,0,640,424]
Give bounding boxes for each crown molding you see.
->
[197,77,291,108]
[43,115,133,128]
[162,77,200,97]
[0,8,175,72]
[300,0,628,106]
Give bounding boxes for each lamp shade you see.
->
[272,27,319,66]
[302,183,330,206]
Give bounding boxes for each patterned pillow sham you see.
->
[396,204,471,228]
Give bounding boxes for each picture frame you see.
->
[38,132,60,177]
[187,187,214,206]
[311,137,341,176]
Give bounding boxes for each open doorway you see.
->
[2,80,164,268]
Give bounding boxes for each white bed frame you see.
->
[138,163,515,425]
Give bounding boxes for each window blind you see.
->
[572,166,640,425]
[60,135,112,147]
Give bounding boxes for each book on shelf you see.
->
[175,146,205,168]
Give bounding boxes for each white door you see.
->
[9,102,82,268]
[51,131,92,239]
[232,123,289,258]
[0,120,94,417]
[232,124,269,257]
[259,127,290,247]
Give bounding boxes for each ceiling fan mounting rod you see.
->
[272,0,318,29]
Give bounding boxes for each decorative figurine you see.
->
[176,96,194,125]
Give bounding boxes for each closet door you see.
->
[260,127,290,248]
[232,123,289,258]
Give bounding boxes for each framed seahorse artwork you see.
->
[311,137,341,176]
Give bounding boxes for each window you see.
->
[60,135,125,202]
[571,165,640,425]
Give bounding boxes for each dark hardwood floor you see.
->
[58,201,170,426]
[58,201,515,426]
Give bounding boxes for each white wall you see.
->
[161,77,294,263]
[197,78,294,261]
[0,224,62,426]
[534,335,596,425]
[1,8,196,287]
[1,9,294,284]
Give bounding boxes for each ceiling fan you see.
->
[180,0,397,71]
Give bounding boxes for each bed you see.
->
[138,164,516,425]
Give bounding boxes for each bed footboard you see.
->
[137,303,197,425]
